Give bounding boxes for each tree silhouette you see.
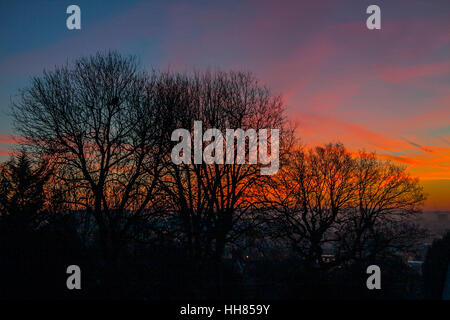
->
[0,153,80,299]
[158,70,294,261]
[260,144,427,271]
[0,152,51,231]
[13,52,172,263]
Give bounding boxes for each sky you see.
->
[0,0,449,210]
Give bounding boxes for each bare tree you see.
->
[261,144,355,269]
[261,143,426,270]
[159,70,294,261]
[335,151,427,264]
[13,52,171,262]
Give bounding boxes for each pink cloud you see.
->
[378,60,450,83]
[0,134,23,144]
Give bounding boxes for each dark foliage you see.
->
[422,230,450,299]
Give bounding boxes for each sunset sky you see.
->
[0,0,449,210]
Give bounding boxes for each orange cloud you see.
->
[290,111,412,152]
